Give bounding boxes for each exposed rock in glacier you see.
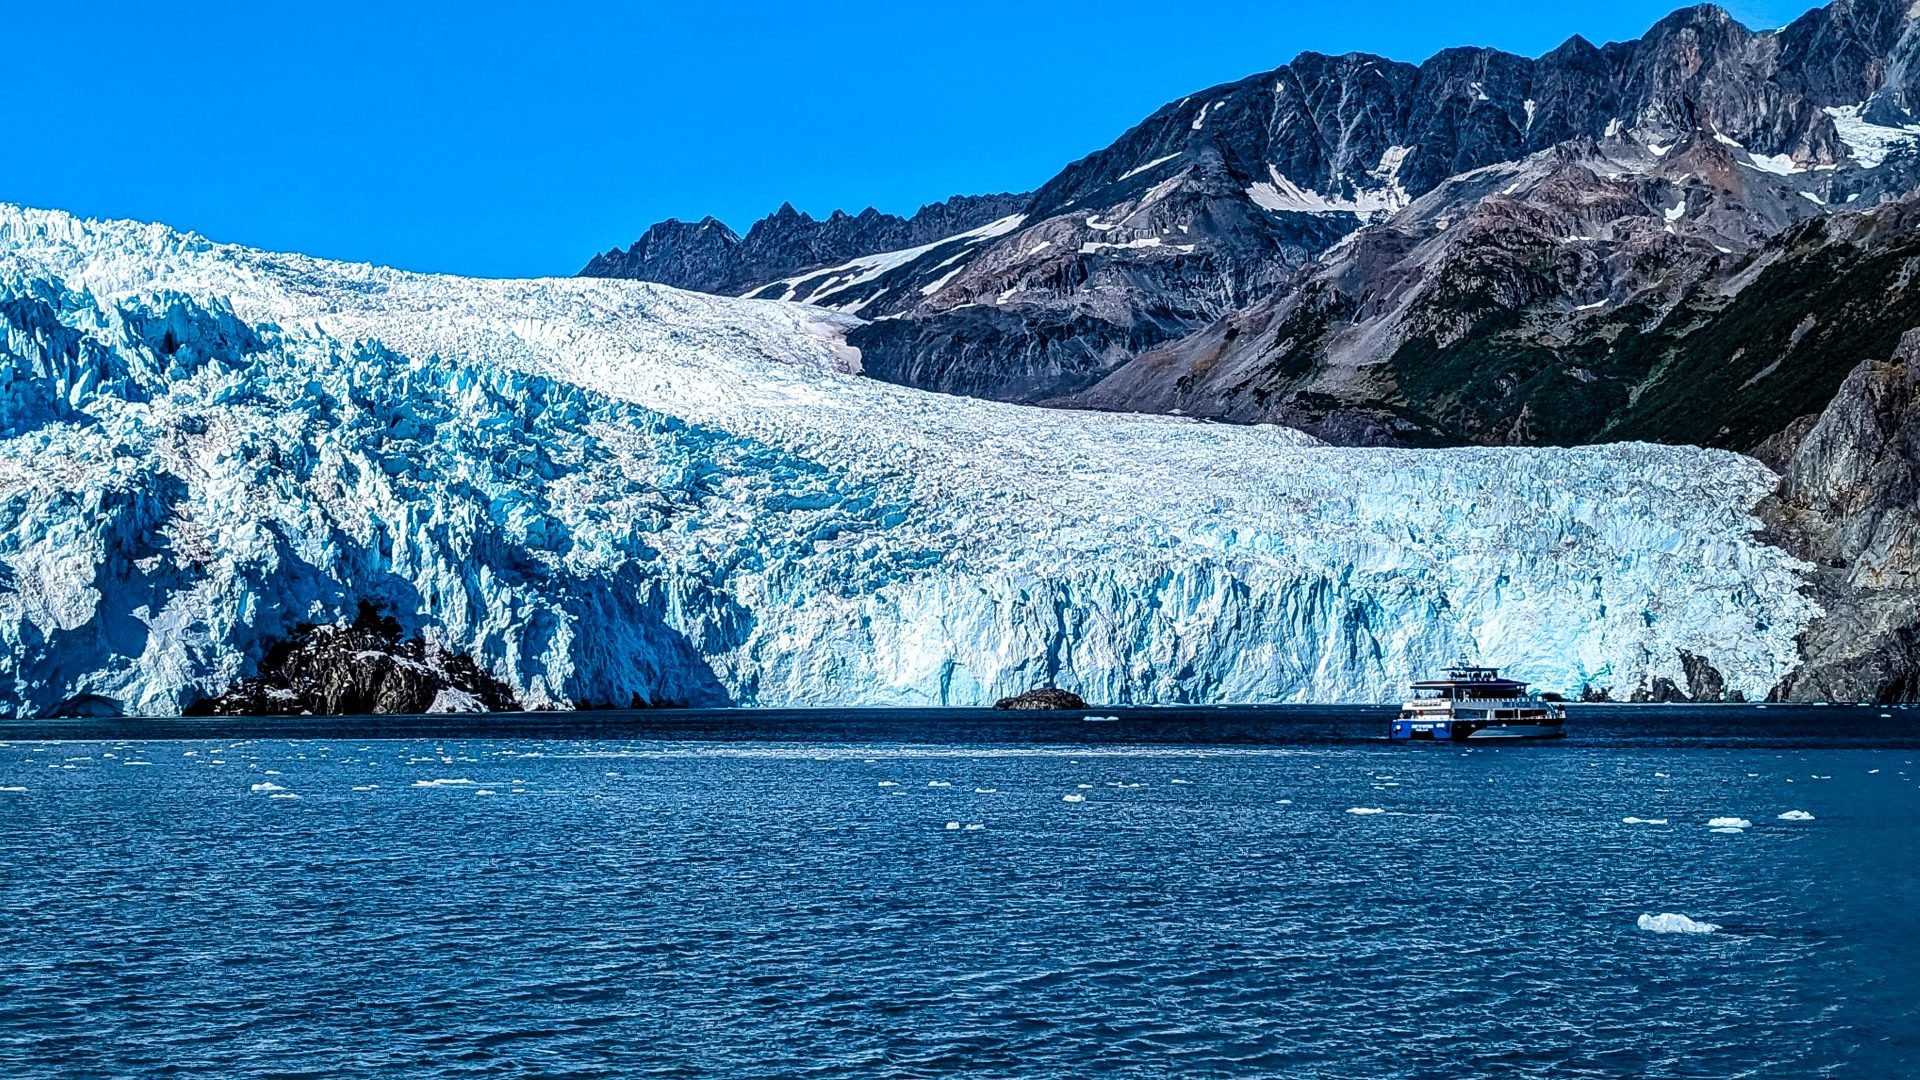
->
[185,602,520,716]
[0,204,1816,714]
[993,688,1089,711]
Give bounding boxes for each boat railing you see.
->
[1404,696,1556,711]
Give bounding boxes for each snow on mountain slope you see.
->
[741,213,1027,312]
[0,204,1815,714]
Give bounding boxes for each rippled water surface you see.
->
[1,706,1916,1077]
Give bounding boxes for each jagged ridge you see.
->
[580,194,1028,295]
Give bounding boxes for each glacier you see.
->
[0,203,1816,715]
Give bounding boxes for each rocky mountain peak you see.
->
[1647,3,1738,32]
[580,0,1920,428]
[580,191,1028,295]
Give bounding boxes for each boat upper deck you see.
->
[1409,666,1532,699]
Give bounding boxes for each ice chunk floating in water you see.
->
[1778,810,1815,821]
[1707,817,1753,829]
[1347,807,1386,815]
[1638,913,1721,934]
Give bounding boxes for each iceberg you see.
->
[0,204,1818,714]
[1637,913,1721,934]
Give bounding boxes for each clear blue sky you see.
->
[0,0,1822,277]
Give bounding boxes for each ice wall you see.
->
[0,205,1816,713]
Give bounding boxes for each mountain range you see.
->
[579,0,1920,701]
[583,0,1920,439]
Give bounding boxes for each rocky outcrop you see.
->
[1620,653,1743,703]
[1616,650,1736,701]
[580,194,1028,295]
[1631,677,1692,703]
[578,217,742,294]
[993,688,1089,711]
[1679,651,1731,702]
[1761,327,1920,701]
[186,603,522,716]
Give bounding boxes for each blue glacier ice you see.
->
[0,204,1817,714]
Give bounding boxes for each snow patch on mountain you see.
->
[1745,151,1813,176]
[1247,158,1410,218]
[1825,104,1920,169]
[0,204,1816,714]
[1119,153,1184,181]
[1078,237,1196,255]
[751,214,1026,310]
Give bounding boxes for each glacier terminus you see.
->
[0,204,1816,715]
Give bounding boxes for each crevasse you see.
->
[0,204,1816,714]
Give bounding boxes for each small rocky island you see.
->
[186,602,520,716]
[992,688,1089,711]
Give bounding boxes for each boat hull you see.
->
[1389,717,1566,741]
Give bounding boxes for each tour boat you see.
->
[1390,666,1567,741]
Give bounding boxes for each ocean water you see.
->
[0,706,1915,1078]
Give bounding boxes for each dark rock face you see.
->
[993,688,1089,711]
[1760,328,1920,702]
[186,602,521,716]
[1617,650,1735,701]
[1679,651,1730,702]
[580,194,1029,296]
[1631,677,1691,703]
[578,217,743,294]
